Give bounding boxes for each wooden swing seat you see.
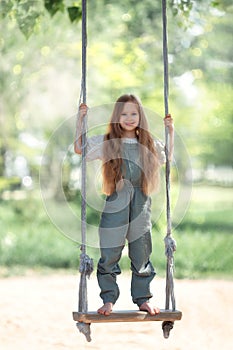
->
[73,309,182,323]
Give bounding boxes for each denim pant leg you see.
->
[97,246,125,304]
[128,231,156,306]
[97,188,130,304]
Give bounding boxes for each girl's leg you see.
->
[128,231,156,307]
[98,189,130,309]
[97,245,125,306]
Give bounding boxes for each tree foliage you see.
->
[0,0,232,188]
[1,0,232,38]
[0,0,82,38]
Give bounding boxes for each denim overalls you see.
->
[97,140,156,307]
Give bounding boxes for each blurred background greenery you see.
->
[0,0,232,278]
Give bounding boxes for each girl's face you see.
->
[119,102,140,136]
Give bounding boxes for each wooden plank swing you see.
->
[73,309,182,324]
[73,0,182,343]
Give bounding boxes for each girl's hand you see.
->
[164,114,174,132]
[163,114,174,161]
[79,103,88,119]
[74,103,88,154]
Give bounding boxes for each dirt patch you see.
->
[0,273,232,350]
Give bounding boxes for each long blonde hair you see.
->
[102,94,160,195]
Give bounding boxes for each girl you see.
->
[74,94,174,316]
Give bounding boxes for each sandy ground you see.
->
[0,273,232,350]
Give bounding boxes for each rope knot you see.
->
[76,322,91,342]
[79,253,94,278]
[164,235,176,258]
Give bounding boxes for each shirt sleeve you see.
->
[86,134,104,161]
[154,139,166,165]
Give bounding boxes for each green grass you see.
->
[0,185,232,278]
[167,185,232,279]
[0,197,79,270]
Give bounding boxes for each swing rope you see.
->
[162,0,177,313]
[76,0,93,342]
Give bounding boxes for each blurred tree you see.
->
[0,0,82,38]
[1,0,232,38]
[167,1,233,169]
[0,10,81,187]
[0,0,232,191]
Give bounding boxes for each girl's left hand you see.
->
[164,114,174,132]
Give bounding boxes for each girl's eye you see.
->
[121,112,138,117]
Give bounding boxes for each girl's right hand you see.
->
[79,103,88,118]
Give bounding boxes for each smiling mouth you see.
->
[125,122,135,126]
